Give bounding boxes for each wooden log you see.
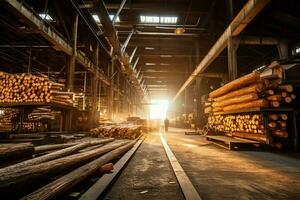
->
[284,96,292,103]
[272,130,288,138]
[212,93,258,107]
[0,139,114,174]
[0,143,34,162]
[268,122,277,128]
[34,142,78,154]
[212,107,223,112]
[204,106,212,114]
[232,132,266,142]
[279,114,288,121]
[291,94,296,100]
[265,89,274,95]
[99,163,114,174]
[0,141,129,192]
[270,101,280,108]
[279,84,293,93]
[266,95,281,101]
[20,139,139,200]
[213,83,264,102]
[269,114,278,121]
[209,71,261,98]
[281,91,287,97]
[278,121,287,128]
[223,99,268,112]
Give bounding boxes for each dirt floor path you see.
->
[164,127,300,200]
[104,131,184,200]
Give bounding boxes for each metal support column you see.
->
[109,58,115,120]
[65,14,78,131]
[227,35,237,81]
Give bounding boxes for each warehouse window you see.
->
[92,14,120,23]
[39,13,53,21]
[140,15,177,24]
[150,99,169,119]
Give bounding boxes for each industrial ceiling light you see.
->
[140,16,159,23]
[174,27,185,35]
[160,55,173,58]
[145,47,155,50]
[140,15,177,24]
[39,13,53,21]
[145,63,156,66]
[92,14,100,23]
[160,16,177,24]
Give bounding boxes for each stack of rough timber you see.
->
[205,62,296,147]
[205,65,296,114]
[90,125,142,139]
[0,72,74,107]
[0,137,141,199]
[0,108,18,131]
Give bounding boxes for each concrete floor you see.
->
[105,127,300,200]
[104,131,184,200]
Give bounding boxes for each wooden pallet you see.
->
[206,135,264,150]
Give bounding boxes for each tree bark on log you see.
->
[209,72,260,98]
[212,93,258,107]
[213,83,263,102]
[34,143,78,154]
[0,143,34,162]
[272,130,288,138]
[0,141,129,193]
[0,139,114,174]
[21,139,140,200]
[223,99,268,112]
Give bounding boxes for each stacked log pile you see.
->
[0,108,18,131]
[28,107,60,121]
[90,125,142,139]
[0,137,141,199]
[206,63,295,148]
[205,68,296,114]
[0,72,74,107]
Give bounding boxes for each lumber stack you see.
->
[205,66,296,114]
[205,62,296,148]
[0,72,74,107]
[28,107,60,121]
[0,108,18,131]
[0,139,136,197]
[90,125,142,139]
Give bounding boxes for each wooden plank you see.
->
[79,137,145,200]
[160,133,202,200]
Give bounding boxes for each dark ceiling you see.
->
[1,0,300,99]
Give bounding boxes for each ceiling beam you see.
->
[173,0,270,101]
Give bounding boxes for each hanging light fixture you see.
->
[174,27,185,35]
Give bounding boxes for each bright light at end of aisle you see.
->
[150,99,169,120]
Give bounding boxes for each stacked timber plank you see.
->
[90,125,142,139]
[0,72,74,107]
[0,137,140,199]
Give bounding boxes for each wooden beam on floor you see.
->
[160,132,202,200]
[79,137,145,200]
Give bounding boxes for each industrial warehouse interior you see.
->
[1,0,300,199]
